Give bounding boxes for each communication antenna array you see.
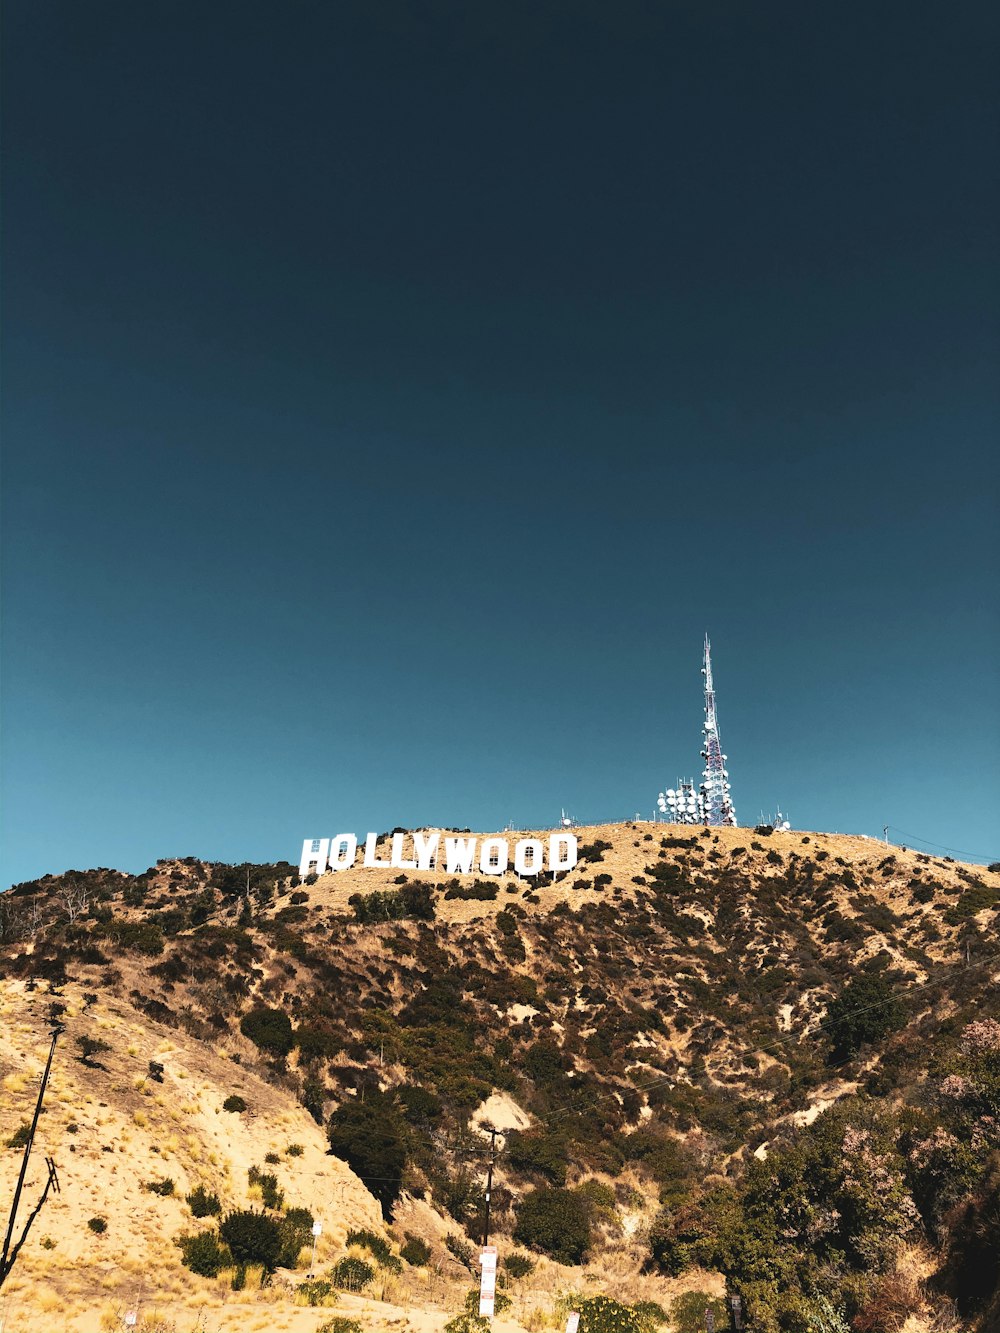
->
[658,636,739,827]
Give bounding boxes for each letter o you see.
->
[514,839,545,877]
[329,834,358,871]
[479,838,509,875]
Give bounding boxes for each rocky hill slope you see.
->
[1,823,999,1332]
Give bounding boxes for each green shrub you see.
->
[186,1185,221,1218]
[5,1123,30,1149]
[330,1255,375,1290]
[87,1216,107,1234]
[345,1227,399,1269]
[318,1319,363,1333]
[668,1292,729,1333]
[398,1083,443,1125]
[444,880,499,901]
[112,921,165,955]
[630,1301,667,1332]
[401,1234,432,1266]
[506,1129,570,1184]
[327,1093,407,1218]
[240,1007,294,1058]
[463,1287,511,1316]
[219,1209,283,1271]
[298,1275,339,1306]
[824,971,905,1060]
[574,1179,617,1213]
[144,1177,175,1196]
[286,1143,304,1157]
[513,1186,591,1264]
[503,1251,535,1278]
[178,1230,231,1278]
[248,1165,284,1209]
[76,1035,112,1066]
[279,1206,315,1268]
[577,1296,645,1333]
[445,1233,475,1267]
[578,840,613,862]
[348,884,436,923]
[443,1316,488,1333]
[222,1094,247,1113]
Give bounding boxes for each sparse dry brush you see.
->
[1,829,998,1328]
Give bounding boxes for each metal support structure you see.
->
[658,636,738,827]
[699,635,737,826]
[1,1027,62,1289]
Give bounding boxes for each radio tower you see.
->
[699,634,737,826]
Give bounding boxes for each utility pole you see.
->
[482,1126,498,1248]
[883,825,890,845]
[1,1027,62,1289]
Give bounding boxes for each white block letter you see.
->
[445,836,477,874]
[413,832,440,871]
[390,833,416,869]
[514,839,545,877]
[363,832,391,867]
[300,838,329,878]
[548,833,578,873]
[329,834,358,871]
[479,838,509,875]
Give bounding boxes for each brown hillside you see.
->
[1,823,998,1331]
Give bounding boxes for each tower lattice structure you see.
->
[699,634,737,826]
[658,636,738,826]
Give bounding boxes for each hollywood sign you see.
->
[299,831,578,879]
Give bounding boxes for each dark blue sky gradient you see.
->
[3,1,998,882]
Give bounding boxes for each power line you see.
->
[336,944,1000,1185]
[884,826,998,865]
[536,943,1000,1129]
[235,860,1000,1192]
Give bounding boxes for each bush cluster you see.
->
[513,1186,591,1264]
[401,1234,432,1266]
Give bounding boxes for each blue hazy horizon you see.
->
[2,2,998,884]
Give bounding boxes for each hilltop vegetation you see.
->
[1,825,999,1331]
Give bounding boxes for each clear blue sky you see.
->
[2,1,998,884]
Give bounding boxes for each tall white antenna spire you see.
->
[657,637,739,826]
[699,635,737,826]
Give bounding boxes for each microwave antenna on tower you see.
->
[657,636,739,827]
[699,634,737,826]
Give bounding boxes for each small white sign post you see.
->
[479,1246,498,1318]
[566,1313,580,1333]
[309,1220,323,1275]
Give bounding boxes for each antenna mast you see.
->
[658,636,739,826]
[699,635,737,827]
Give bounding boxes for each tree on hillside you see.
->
[825,972,905,1061]
[218,1209,282,1272]
[240,1006,294,1058]
[327,1092,408,1219]
[513,1186,591,1264]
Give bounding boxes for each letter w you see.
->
[444,837,477,874]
